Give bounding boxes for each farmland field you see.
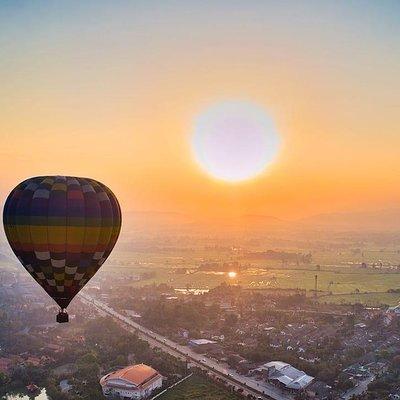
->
[104,248,400,306]
[158,375,242,400]
[319,292,400,306]
[117,265,400,301]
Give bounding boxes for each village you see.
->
[1,265,400,400]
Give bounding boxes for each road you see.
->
[79,293,293,400]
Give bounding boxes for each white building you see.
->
[256,361,314,390]
[100,364,163,399]
[188,339,217,346]
[387,304,400,315]
[188,338,218,353]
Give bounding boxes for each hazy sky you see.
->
[1,1,399,220]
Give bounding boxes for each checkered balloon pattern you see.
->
[3,176,121,309]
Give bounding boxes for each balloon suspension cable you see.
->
[56,308,69,323]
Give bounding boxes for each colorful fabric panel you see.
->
[3,176,121,308]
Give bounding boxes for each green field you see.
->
[120,266,400,300]
[158,375,242,400]
[241,267,400,294]
[309,249,400,265]
[319,292,400,306]
[104,249,400,306]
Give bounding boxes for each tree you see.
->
[114,354,127,366]
[391,354,400,369]
[225,313,238,326]
[0,372,9,386]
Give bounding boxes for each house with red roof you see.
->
[100,364,163,399]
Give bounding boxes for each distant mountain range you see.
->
[297,209,400,231]
[123,209,400,232]
[1,209,396,239]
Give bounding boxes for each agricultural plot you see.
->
[122,265,400,294]
[158,375,242,400]
[242,268,400,293]
[320,292,400,306]
[107,249,400,306]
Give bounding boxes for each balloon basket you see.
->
[56,310,69,323]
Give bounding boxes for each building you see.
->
[387,305,400,315]
[189,339,217,346]
[59,379,72,393]
[188,339,219,353]
[256,361,314,390]
[306,380,333,399]
[100,364,163,399]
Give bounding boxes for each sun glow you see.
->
[191,101,280,183]
[228,271,237,278]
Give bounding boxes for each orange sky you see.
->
[1,2,399,220]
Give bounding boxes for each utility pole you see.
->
[314,274,318,299]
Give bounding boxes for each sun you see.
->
[191,100,280,182]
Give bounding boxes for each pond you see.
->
[3,389,49,400]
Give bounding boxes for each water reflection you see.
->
[4,389,48,400]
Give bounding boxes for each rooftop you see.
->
[259,361,314,390]
[189,339,217,345]
[101,364,160,388]
[388,305,400,314]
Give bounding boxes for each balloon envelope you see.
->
[3,176,121,309]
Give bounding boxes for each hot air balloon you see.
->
[3,176,121,323]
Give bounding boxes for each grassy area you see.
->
[158,375,242,400]
[313,249,400,265]
[242,268,400,294]
[320,292,400,306]
[103,249,400,306]
[119,265,400,294]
